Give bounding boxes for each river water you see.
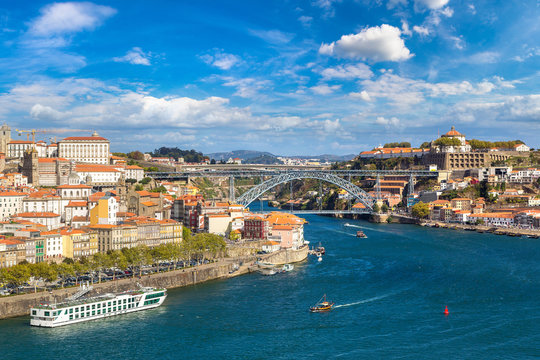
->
[1,214,539,359]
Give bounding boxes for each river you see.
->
[1,213,539,359]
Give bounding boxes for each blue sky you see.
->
[0,0,538,155]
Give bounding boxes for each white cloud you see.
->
[319,24,413,62]
[319,63,373,80]
[448,95,540,125]
[312,0,341,18]
[220,77,272,98]
[468,4,476,14]
[375,116,400,128]
[449,35,465,50]
[29,2,116,36]
[359,73,505,108]
[322,119,342,133]
[298,15,313,27]
[401,21,412,37]
[349,91,372,101]
[462,51,500,64]
[413,25,429,36]
[414,0,449,10]
[310,84,342,95]
[249,29,294,45]
[387,0,408,9]
[113,47,151,66]
[30,104,67,121]
[201,51,241,70]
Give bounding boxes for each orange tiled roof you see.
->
[14,212,60,218]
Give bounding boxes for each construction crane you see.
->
[15,128,90,143]
[15,129,50,143]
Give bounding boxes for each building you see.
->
[124,165,144,181]
[7,140,34,158]
[244,215,269,240]
[0,238,26,268]
[12,212,61,230]
[35,158,72,186]
[42,230,63,263]
[90,224,138,252]
[0,191,26,221]
[0,123,11,154]
[423,126,512,170]
[58,132,110,164]
[89,195,118,225]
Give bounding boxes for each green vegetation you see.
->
[419,141,431,149]
[1,237,228,295]
[411,201,429,219]
[381,203,389,213]
[140,177,152,185]
[150,186,167,193]
[468,139,524,150]
[383,142,411,148]
[372,203,380,213]
[152,147,207,163]
[127,150,145,160]
[433,137,462,147]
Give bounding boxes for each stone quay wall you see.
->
[0,261,235,320]
[263,246,309,265]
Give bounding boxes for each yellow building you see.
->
[90,195,118,225]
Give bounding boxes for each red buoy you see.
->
[444,306,449,316]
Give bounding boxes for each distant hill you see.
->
[205,150,356,164]
[286,154,356,162]
[205,150,277,162]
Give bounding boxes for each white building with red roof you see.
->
[58,131,110,164]
[0,191,26,220]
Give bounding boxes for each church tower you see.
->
[0,123,11,155]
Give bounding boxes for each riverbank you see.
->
[0,246,309,320]
[421,221,540,237]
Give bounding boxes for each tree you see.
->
[91,252,108,283]
[126,178,137,185]
[135,184,144,191]
[411,201,430,219]
[372,203,380,213]
[381,203,389,213]
[478,180,490,200]
[128,150,144,160]
[5,264,31,293]
[433,137,462,147]
[55,263,75,287]
[140,177,152,185]
[29,262,57,293]
[107,251,127,280]
[386,216,393,223]
[383,142,411,148]
[182,226,192,241]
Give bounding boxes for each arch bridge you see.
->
[147,169,439,214]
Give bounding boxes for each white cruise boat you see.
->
[30,286,167,328]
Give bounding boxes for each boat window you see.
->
[92,304,95,309]
[75,307,79,312]
[97,303,101,308]
[86,312,90,317]
[97,310,100,314]
[108,302,111,306]
[44,311,50,317]
[75,314,79,319]
[81,313,84,318]
[32,310,37,315]
[113,301,116,305]
[92,311,95,315]
[69,309,73,314]
[123,299,127,304]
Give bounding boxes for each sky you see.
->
[0,0,539,155]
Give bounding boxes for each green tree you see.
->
[433,138,462,147]
[140,177,152,185]
[386,216,393,223]
[135,184,144,191]
[29,262,57,293]
[5,264,31,293]
[411,201,430,219]
[128,150,145,160]
[381,203,389,213]
[372,203,380,213]
[107,251,127,280]
[55,263,75,287]
[91,252,108,283]
[182,226,192,241]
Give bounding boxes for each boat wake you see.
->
[334,293,394,308]
[344,224,365,229]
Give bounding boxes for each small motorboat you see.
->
[310,294,334,313]
[282,264,294,272]
[315,242,325,255]
[356,230,367,238]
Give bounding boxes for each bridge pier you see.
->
[229,176,235,202]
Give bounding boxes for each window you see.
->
[32,310,37,315]
[69,308,73,314]
[92,311,95,316]
[44,311,50,317]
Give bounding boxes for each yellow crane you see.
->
[15,129,51,143]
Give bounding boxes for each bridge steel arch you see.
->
[236,171,375,210]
